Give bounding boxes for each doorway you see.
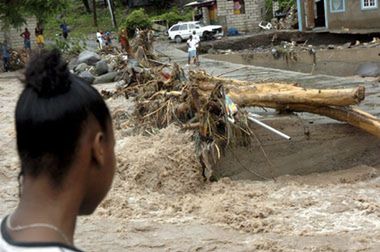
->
[315,0,326,27]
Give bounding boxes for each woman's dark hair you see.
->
[16,49,111,186]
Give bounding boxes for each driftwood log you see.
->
[189,71,380,138]
[191,71,365,107]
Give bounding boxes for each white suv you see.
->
[168,21,223,43]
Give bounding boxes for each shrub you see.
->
[121,9,152,36]
[154,8,193,27]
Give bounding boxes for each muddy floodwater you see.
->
[196,31,380,77]
[1,71,380,251]
[206,47,380,77]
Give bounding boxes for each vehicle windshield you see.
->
[195,22,205,27]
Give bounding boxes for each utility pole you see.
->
[92,0,97,27]
[106,0,117,29]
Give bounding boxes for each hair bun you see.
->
[25,49,71,97]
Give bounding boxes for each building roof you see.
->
[185,0,216,8]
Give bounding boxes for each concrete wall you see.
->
[0,17,37,48]
[217,0,265,32]
[327,0,380,31]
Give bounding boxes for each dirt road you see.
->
[1,68,380,251]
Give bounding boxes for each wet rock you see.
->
[68,57,78,71]
[75,63,89,73]
[327,44,335,49]
[356,63,380,77]
[342,42,352,49]
[114,72,130,84]
[93,72,118,84]
[77,50,101,65]
[115,80,126,88]
[95,60,109,75]
[78,71,95,84]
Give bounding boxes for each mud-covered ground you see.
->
[1,70,380,251]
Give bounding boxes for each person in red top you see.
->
[118,28,132,55]
[20,28,31,55]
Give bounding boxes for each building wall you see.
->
[0,17,37,48]
[327,0,380,31]
[217,0,265,32]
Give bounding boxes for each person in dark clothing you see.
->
[20,28,31,54]
[60,22,69,39]
[1,42,10,72]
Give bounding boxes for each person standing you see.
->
[186,35,197,66]
[60,22,69,40]
[20,28,31,55]
[1,41,10,72]
[118,29,128,52]
[96,30,104,50]
[192,31,200,65]
[35,24,45,49]
[104,31,112,47]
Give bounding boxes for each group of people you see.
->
[0,25,45,72]
[19,25,45,53]
[187,31,200,66]
[96,28,132,54]
[96,30,113,50]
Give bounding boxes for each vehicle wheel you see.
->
[175,36,182,43]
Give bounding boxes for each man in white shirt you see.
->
[187,35,197,65]
[192,31,200,65]
[96,30,104,49]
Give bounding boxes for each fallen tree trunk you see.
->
[283,105,380,138]
[191,71,365,107]
[189,71,380,138]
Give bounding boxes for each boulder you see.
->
[93,72,118,84]
[77,50,101,65]
[78,71,95,84]
[68,57,78,71]
[95,60,109,75]
[356,63,380,77]
[75,63,89,73]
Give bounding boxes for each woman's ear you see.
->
[92,132,105,168]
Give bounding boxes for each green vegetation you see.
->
[152,8,193,27]
[44,2,127,39]
[44,3,193,39]
[46,37,87,57]
[0,0,67,28]
[120,9,152,36]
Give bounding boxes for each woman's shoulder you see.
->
[0,217,83,252]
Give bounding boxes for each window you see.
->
[330,0,345,13]
[189,24,196,30]
[179,24,188,31]
[233,0,245,15]
[170,25,179,31]
[362,0,378,9]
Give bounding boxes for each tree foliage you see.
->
[121,9,152,36]
[0,0,68,28]
[153,7,192,27]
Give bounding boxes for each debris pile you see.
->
[271,6,298,30]
[73,29,380,179]
[6,49,27,71]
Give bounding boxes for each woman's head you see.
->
[16,49,115,214]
